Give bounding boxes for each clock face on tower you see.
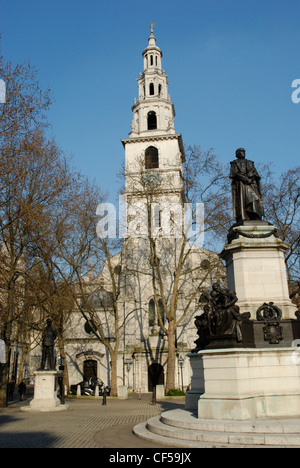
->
[142,171,162,191]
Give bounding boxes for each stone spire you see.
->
[129,27,175,138]
[122,27,185,197]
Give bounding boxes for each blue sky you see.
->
[1,0,300,201]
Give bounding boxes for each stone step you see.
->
[133,409,300,448]
[133,421,238,448]
[161,409,300,435]
[147,417,230,444]
[147,416,300,446]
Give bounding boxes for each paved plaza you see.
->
[2,390,297,448]
[0,391,185,448]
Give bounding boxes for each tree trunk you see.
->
[0,344,10,408]
[0,363,8,407]
[17,346,29,385]
[165,323,176,393]
[57,333,70,393]
[110,351,118,397]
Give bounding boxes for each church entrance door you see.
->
[83,359,97,382]
[148,363,164,392]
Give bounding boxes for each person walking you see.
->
[102,386,107,406]
[18,380,26,401]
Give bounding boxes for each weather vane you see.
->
[150,22,157,34]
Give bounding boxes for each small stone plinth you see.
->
[21,370,68,413]
[117,385,128,399]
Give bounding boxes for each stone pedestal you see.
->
[221,222,297,319]
[117,385,128,399]
[185,353,205,411]
[21,371,68,412]
[156,384,165,400]
[186,348,300,421]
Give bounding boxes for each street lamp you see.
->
[124,359,133,388]
[58,357,65,371]
[178,356,184,392]
[124,359,133,372]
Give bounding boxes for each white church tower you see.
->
[118,27,190,393]
[121,26,185,236]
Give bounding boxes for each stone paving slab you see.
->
[94,422,168,448]
[0,395,183,448]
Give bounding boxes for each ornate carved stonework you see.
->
[256,302,283,345]
[263,322,283,345]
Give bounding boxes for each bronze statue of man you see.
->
[40,318,57,370]
[230,148,264,222]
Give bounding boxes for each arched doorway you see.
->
[83,359,97,382]
[148,363,164,392]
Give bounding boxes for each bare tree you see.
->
[0,41,80,405]
[50,180,130,397]
[262,166,300,287]
[123,145,228,392]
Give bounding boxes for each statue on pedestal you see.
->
[39,318,57,370]
[230,148,265,223]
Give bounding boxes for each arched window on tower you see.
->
[149,299,156,328]
[145,146,159,169]
[148,298,165,331]
[149,83,155,96]
[147,111,157,130]
[154,205,162,228]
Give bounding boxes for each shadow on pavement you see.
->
[0,432,59,448]
[94,397,186,449]
[157,398,185,412]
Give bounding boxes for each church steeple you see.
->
[129,28,176,137]
[142,28,163,73]
[122,27,185,198]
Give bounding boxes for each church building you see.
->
[63,28,223,394]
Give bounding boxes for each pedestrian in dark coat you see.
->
[18,381,26,401]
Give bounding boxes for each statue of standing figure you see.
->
[39,318,57,370]
[230,148,265,223]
